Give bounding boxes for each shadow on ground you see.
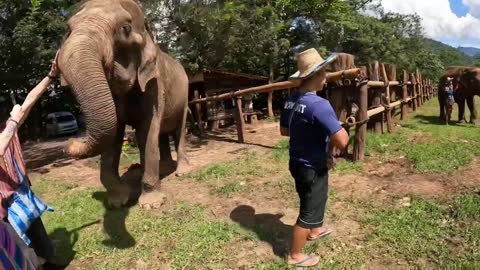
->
[48,220,100,267]
[230,205,292,258]
[413,115,475,126]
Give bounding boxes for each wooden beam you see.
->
[189,68,361,105]
[367,106,386,117]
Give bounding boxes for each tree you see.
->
[0,0,77,139]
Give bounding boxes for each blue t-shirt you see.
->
[280,92,342,173]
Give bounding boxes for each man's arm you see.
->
[330,128,349,150]
[280,126,289,136]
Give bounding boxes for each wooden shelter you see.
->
[188,69,269,130]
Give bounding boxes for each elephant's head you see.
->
[58,0,158,158]
[460,68,480,93]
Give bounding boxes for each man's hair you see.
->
[300,70,325,87]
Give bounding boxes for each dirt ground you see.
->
[24,120,480,269]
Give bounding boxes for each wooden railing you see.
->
[189,57,437,162]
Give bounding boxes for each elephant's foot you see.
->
[139,190,166,210]
[175,158,190,177]
[470,119,477,125]
[107,184,131,208]
[458,119,466,124]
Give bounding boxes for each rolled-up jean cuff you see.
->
[296,218,324,229]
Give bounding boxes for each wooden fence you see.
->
[189,55,437,162]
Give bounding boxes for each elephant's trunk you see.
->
[59,35,117,159]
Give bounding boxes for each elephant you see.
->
[438,66,478,124]
[57,0,189,208]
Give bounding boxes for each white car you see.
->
[45,112,79,137]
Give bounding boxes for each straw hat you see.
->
[289,48,338,80]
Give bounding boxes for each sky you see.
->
[379,0,480,48]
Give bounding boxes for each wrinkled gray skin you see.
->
[438,66,479,124]
[58,0,189,208]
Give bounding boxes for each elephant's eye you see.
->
[122,24,132,35]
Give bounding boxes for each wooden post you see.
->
[193,90,205,136]
[353,81,368,162]
[381,64,393,132]
[268,66,274,117]
[416,69,422,106]
[410,73,417,111]
[401,70,409,120]
[235,98,245,143]
[369,61,382,133]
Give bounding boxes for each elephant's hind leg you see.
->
[466,96,477,124]
[174,106,190,177]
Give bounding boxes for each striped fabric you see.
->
[0,122,25,220]
[0,123,52,245]
[0,220,37,270]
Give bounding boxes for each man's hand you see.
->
[327,156,336,170]
[280,126,290,137]
[48,51,60,78]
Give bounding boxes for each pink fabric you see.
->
[0,123,29,220]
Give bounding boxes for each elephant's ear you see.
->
[137,33,158,93]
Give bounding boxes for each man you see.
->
[280,48,349,267]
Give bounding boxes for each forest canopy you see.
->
[0,0,476,138]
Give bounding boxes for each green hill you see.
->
[424,39,475,67]
[458,46,480,57]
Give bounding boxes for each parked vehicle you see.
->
[45,112,79,137]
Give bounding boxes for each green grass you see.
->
[33,180,243,269]
[331,160,364,175]
[365,98,480,172]
[190,151,268,197]
[364,194,480,267]
[272,139,289,162]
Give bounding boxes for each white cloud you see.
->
[380,0,480,47]
[463,0,480,18]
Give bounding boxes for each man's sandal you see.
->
[307,228,332,241]
[288,255,320,267]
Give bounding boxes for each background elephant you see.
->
[438,66,478,124]
[58,0,189,208]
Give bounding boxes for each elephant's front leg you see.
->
[456,95,466,123]
[100,123,131,208]
[136,110,166,209]
[439,96,446,122]
[466,95,477,124]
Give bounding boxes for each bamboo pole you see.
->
[381,64,393,132]
[189,68,361,105]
